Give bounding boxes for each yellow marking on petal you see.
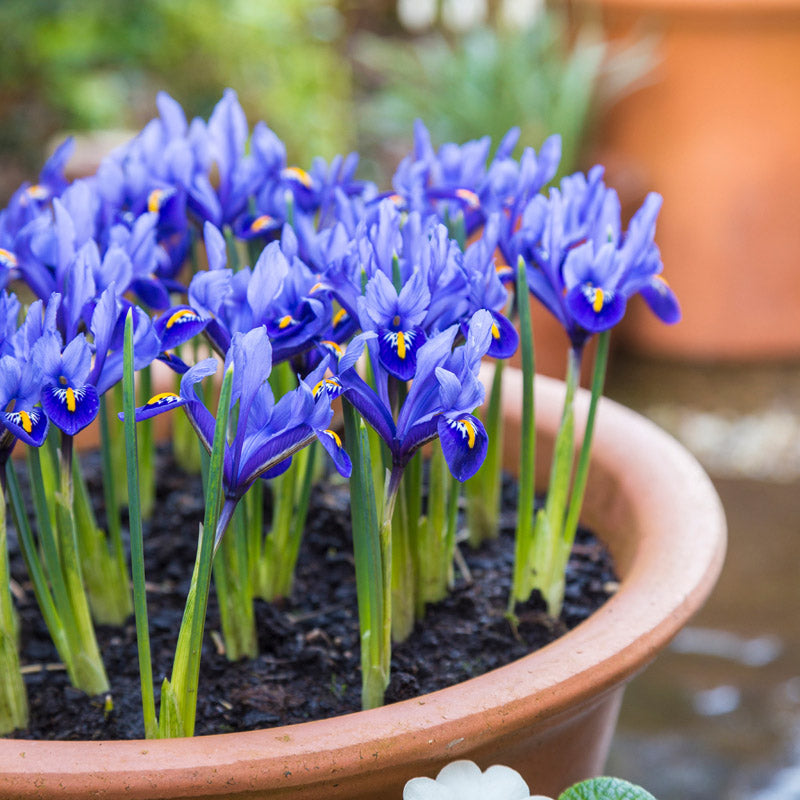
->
[282,166,312,188]
[166,308,198,328]
[321,340,343,357]
[148,392,179,405]
[325,429,342,448]
[309,281,325,294]
[19,410,32,434]
[312,378,340,399]
[66,387,76,413]
[491,322,500,340]
[148,189,166,213]
[494,263,512,275]
[26,184,48,200]
[461,418,476,449]
[250,214,275,233]
[592,288,605,313]
[396,331,406,360]
[455,188,480,208]
[0,248,18,267]
[333,308,348,328]
[278,315,294,329]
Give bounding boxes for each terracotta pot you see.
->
[0,367,726,799]
[579,0,800,359]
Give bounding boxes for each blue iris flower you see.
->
[0,140,75,290]
[186,224,333,367]
[336,309,493,482]
[390,120,561,241]
[31,288,162,435]
[359,270,429,382]
[204,89,260,226]
[130,326,350,543]
[514,167,681,349]
[0,296,59,456]
[321,201,471,343]
[248,116,369,233]
[97,91,220,228]
[460,213,518,359]
[35,332,100,437]
[0,356,48,456]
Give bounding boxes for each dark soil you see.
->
[6,447,617,741]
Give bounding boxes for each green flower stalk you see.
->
[159,364,234,738]
[343,401,387,710]
[529,333,610,617]
[7,444,109,696]
[122,310,157,739]
[0,469,27,735]
[124,327,351,729]
[464,358,506,548]
[509,258,538,611]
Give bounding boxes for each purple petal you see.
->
[60,334,93,384]
[180,357,219,400]
[156,91,188,139]
[377,326,425,382]
[485,311,518,359]
[364,271,399,328]
[88,286,122,384]
[639,275,681,324]
[437,413,488,482]
[203,221,227,271]
[566,283,627,333]
[127,391,187,422]
[317,429,352,478]
[155,305,207,352]
[131,277,170,311]
[396,271,430,327]
[260,456,293,481]
[2,407,48,448]
[435,367,461,410]
[238,425,314,490]
[42,382,99,435]
[247,242,288,323]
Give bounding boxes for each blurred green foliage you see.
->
[0,0,353,195]
[353,7,654,180]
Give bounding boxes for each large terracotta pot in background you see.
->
[578,0,800,360]
[0,368,726,799]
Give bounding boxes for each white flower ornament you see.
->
[403,760,553,800]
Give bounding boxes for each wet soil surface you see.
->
[7,448,617,740]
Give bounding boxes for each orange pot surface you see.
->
[583,0,800,359]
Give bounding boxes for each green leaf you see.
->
[559,776,658,800]
[124,308,157,738]
[157,678,183,739]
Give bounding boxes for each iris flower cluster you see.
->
[0,89,679,735]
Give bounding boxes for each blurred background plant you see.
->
[348,0,656,181]
[0,0,352,201]
[0,0,653,203]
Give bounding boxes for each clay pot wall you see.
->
[581,0,800,359]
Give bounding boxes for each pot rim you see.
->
[578,0,800,14]
[0,369,727,796]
